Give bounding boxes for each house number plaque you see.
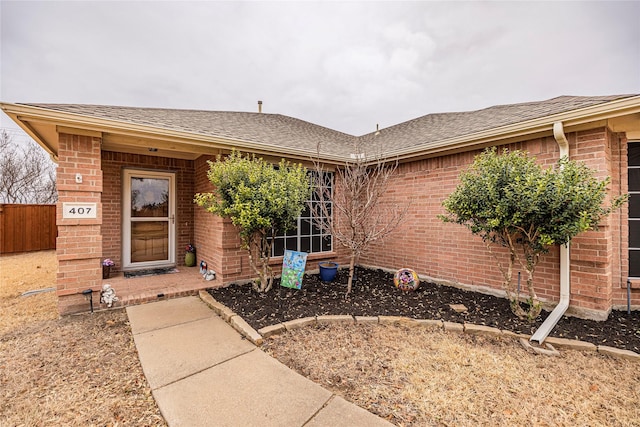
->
[62,203,97,219]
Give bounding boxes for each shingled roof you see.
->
[19,104,358,158]
[358,95,638,156]
[15,94,640,160]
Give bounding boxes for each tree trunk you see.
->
[346,253,356,295]
[523,265,542,320]
[247,243,271,293]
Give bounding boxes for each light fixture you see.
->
[82,289,94,313]
[148,147,158,152]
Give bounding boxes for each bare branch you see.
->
[0,130,57,204]
[310,140,409,294]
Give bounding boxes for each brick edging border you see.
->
[198,291,639,362]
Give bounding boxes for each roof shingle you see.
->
[22,94,637,159]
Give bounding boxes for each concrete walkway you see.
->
[127,296,393,427]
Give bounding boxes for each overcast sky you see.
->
[1,1,639,140]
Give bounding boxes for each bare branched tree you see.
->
[311,140,409,294]
[0,129,57,204]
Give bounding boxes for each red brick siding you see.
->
[194,155,225,280]
[56,133,103,315]
[101,152,195,270]
[361,129,635,317]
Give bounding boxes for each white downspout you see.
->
[530,121,571,345]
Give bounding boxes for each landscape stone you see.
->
[199,291,236,321]
[379,316,416,326]
[449,303,468,313]
[283,317,316,331]
[464,323,502,336]
[501,330,530,340]
[415,319,444,329]
[519,338,560,356]
[354,316,379,324]
[258,323,286,338]
[544,337,597,352]
[597,345,640,361]
[230,315,263,346]
[317,315,355,325]
[443,321,464,332]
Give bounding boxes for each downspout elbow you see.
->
[553,121,569,158]
[530,121,571,345]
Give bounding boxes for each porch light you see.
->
[148,147,158,152]
[81,289,94,313]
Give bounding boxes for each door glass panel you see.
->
[131,178,169,217]
[131,221,169,263]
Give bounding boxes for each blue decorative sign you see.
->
[281,250,308,289]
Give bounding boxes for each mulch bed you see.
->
[208,267,640,353]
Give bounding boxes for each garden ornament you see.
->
[394,268,420,292]
[199,260,215,280]
[100,284,119,308]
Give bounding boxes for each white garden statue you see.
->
[100,284,119,308]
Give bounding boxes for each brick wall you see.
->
[194,155,225,280]
[101,152,195,271]
[360,128,637,319]
[56,133,103,315]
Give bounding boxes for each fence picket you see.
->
[0,204,57,254]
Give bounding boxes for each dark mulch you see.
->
[208,267,640,353]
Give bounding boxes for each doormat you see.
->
[124,267,179,278]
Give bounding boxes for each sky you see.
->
[1,0,639,141]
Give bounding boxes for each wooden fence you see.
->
[0,204,57,254]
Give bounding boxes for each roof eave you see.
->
[3,95,639,165]
[384,95,640,162]
[0,102,348,164]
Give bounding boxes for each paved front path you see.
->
[127,296,393,427]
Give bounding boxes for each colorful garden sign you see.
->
[281,250,308,289]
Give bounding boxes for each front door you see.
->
[123,169,176,270]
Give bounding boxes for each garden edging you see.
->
[197,291,639,361]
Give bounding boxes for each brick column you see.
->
[56,132,103,315]
[569,128,617,318]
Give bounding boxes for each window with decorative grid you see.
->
[629,141,640,278]
[270,171,333,257]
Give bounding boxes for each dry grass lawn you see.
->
[0,251,58,336]
[264,323,640,427]
[0,251,165,426]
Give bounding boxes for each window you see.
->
[629,142,640,278]
[270,171,333,257]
